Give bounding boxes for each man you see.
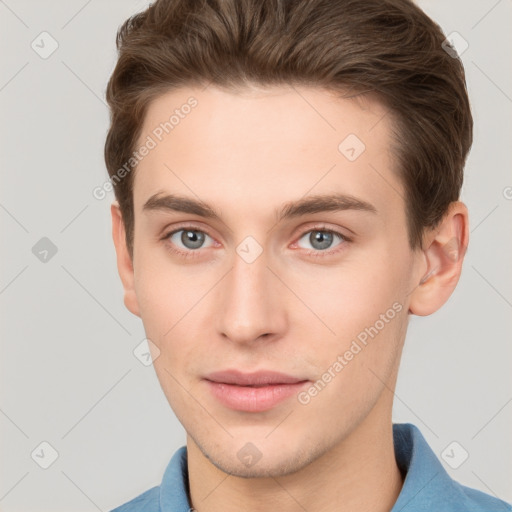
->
[104,0,511,510]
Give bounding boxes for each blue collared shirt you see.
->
[111,423,511,511]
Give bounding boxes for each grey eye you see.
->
[169,229,213,250]
[297,230,343,251]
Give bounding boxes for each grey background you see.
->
[0,0,511,510]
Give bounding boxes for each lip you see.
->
[205,369,306,386]
[204,369,310,412]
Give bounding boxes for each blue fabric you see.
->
[111,423,511,511]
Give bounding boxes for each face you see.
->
[120,85,425,477]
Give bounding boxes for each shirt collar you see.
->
[160,444,190,511]
[391,422,455,511]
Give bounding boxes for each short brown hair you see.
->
[104,0,473,258]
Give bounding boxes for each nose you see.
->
[215,246,288,346]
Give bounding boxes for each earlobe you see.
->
[409,201,469,316]
[111,202,141,318]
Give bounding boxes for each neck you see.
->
[187,407,404,512]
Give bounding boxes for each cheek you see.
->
[133,259,214,379]
[133,255,206,335]
[292,259,402,343]
[299,304,407,428]
[293,251,409,385]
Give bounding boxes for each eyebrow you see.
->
[142,192,377,222]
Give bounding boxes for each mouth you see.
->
[203,369,310,412]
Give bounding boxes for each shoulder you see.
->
[110,485,161,512]
[454,481,512,512]
[392,423,512,512]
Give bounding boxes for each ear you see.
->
[111,202,141,317]
[409,201,469,316]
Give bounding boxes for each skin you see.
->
[112,84,469,512]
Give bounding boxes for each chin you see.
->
[193,432,326,479]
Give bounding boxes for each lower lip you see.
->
[205,380,309,412]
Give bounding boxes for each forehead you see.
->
[132,84,402,220]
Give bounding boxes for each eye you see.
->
[165,227,215,252]
[296,228,347,253]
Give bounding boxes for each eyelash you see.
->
[161,223,351,260]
